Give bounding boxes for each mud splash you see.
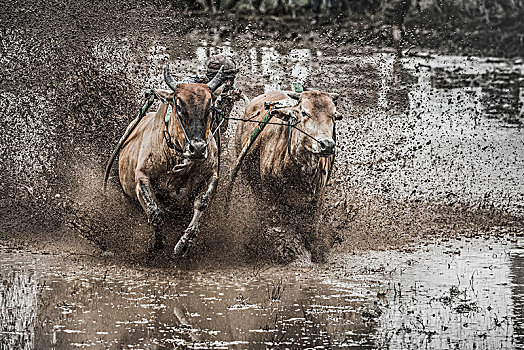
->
[2,38,521,260]
[73,43,524,258]
[1,236,523,349]
[2,1,524,246]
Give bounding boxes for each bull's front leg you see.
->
[135,174,165,251]
[300,208,327,263]
[173,174,218,256]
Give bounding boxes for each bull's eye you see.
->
[301,111,309,118]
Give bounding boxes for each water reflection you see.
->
[510,243,524,348]
[369,239,518,349]
[0,257,37,350]
[142,43,522,131]
[289,48,311,87]
[1,237,523,349]
[385,58,411,115]
[0,251,379,349]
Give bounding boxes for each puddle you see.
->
[1,237,523,349]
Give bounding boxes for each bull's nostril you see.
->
[317,139,335,155]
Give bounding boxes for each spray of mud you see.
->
[1,0,523,266]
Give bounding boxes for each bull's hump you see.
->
[249,91,289,111]
[302,91,334,110]
[264,91,288,100]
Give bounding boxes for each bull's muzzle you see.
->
[314,138,336,156]
[184,139,207,160]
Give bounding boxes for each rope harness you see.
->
[163,102,184,153]
[103,89,157,190]
[105,90,329,192]
[162,95,224,176]
[224,109,326,169]
[286,116,301,168]
[155,90,324,169]
[224,114,326,148]
[226,102,331,183]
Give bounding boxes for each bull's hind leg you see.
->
[174,175,218,256]
[306,228,328,263]
[135,175,165,251]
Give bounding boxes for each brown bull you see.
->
[106,64,225,256]
[234,90,340,263]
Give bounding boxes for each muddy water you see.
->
[1,236,523,349]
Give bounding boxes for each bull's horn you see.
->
[164,64,179,91]
[206,65,225,92]
[329,93,340,101]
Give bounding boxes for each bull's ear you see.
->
[153,89,175,103]
[270,107,295,121]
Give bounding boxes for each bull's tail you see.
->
[103,91,157,191]
[102,122,136,191]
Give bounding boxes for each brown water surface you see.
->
[1,236,523,349]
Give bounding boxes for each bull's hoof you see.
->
[146,230,165,257]
[173,228,197,257]
[148,208,164,227]
[310,249,327,264]
[173,237,193,257]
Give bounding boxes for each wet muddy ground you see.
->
[1,235,523,349]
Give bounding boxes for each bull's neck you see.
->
[285,140,326,196]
